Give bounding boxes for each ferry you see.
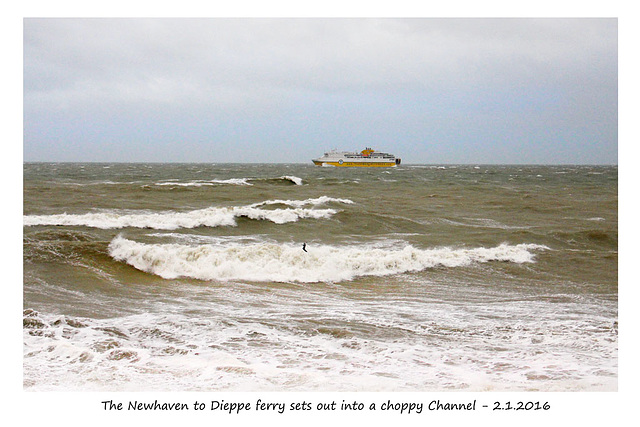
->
[312,148,401,167]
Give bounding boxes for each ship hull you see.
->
[312,160,399,167]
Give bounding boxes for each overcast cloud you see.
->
[23,18,617,164]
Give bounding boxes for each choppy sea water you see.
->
[23,163,617,391]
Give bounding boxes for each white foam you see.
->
[253,196,354,208]
[23,197,351,230]
[153,176,303,186]
[155,178,252,186]
[23,289,616,392]
[108,237,549,283]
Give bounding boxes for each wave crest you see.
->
[108,236,548,283]
[154,175,304,187]
[23,197,351,230]
[155,178,252,187]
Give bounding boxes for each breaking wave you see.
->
[275,175,304,185]
[153,175,304,187]
[108,236,548,283]
[155,178,252,186]
[23,197,351,230]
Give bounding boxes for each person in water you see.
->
[302,243,307,252]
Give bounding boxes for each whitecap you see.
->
[155,178,252,187]
[23,197,351,230]
[108,237,549,283]
[279,176,304,185]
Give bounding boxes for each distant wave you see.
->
[277,175,304,185]
[253,195,353,208]
[108,237,549,283]
[155,178,252,187]
[248,175,304,186]
[154,175,304,187]
[23,197,351,230]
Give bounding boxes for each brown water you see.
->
[23,163,617,391]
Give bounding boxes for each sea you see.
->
[22,162,618,392]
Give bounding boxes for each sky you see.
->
[23,17,618,164]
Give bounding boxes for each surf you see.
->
[108,236,549,283]
[23,197,352,230]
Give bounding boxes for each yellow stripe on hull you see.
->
[313,161,397,167]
